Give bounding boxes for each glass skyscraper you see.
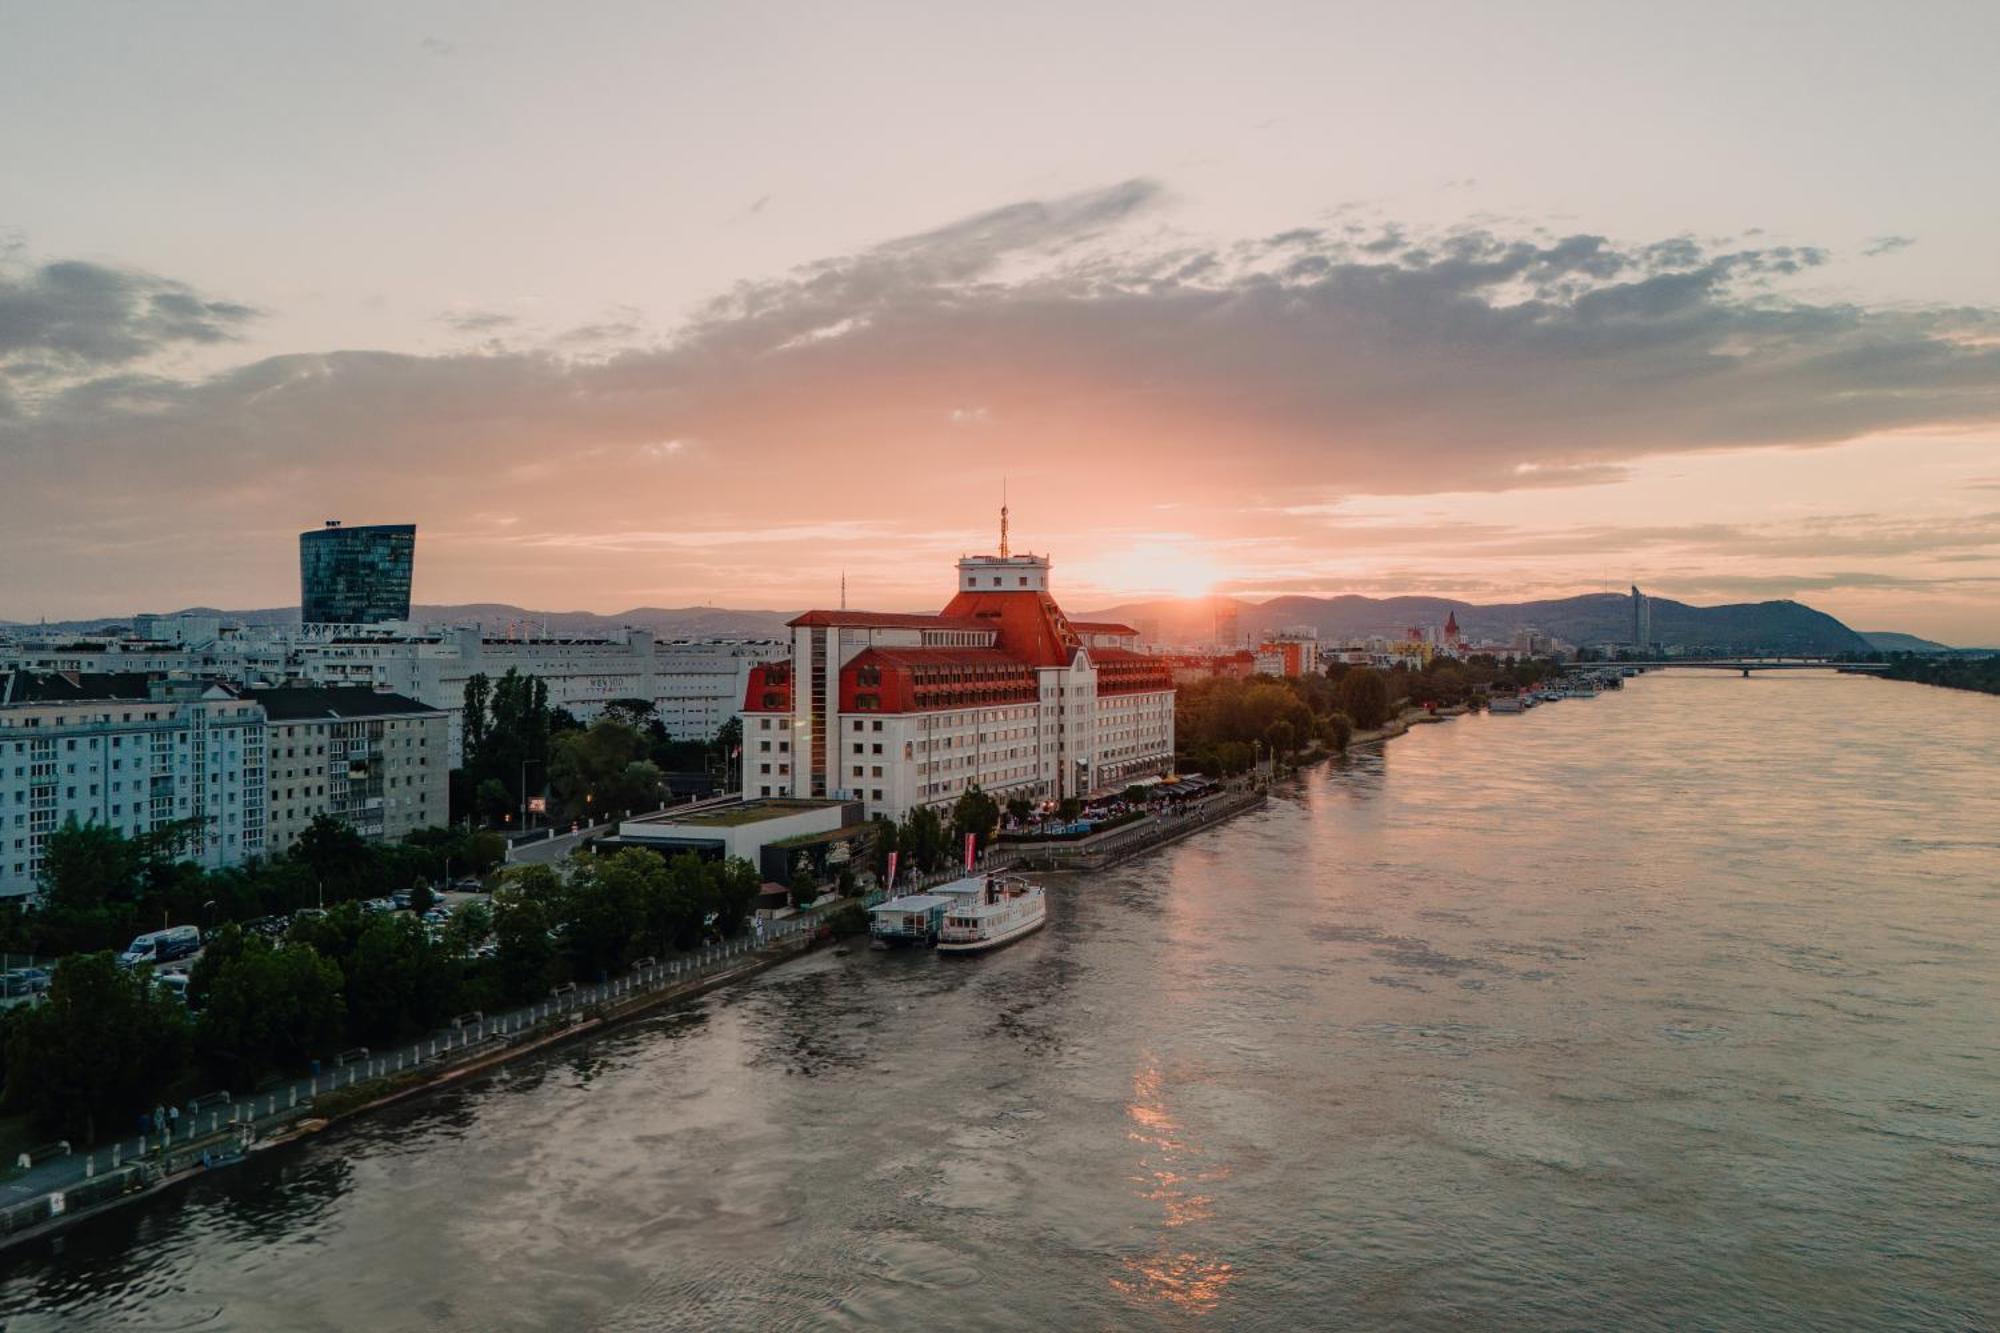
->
[300,521,416,625]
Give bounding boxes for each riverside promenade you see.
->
[0,908,830,1253]
[998,788,1269,873]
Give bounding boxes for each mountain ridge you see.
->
[3,592,1892,655]
[1076,592,1878,655]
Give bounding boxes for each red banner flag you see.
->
[964,831,977,871]
[885,850,899,892]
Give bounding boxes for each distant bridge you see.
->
[1592,660,1890,677]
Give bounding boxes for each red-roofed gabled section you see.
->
[1072,620,1140,637]
[743,660,792,712]
[1090,646,1175,694]
[841,647,1040,713]
[936,589,1083,668]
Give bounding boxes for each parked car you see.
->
[452,877,483,892]
[391,891,413,911]
[17,967,50,993]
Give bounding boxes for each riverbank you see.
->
[0,921,833,1257]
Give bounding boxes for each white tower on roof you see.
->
[958,499,1050,591]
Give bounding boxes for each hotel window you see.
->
[852,766,864,778]
[871,788,883,800]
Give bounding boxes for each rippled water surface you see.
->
[4,671,1997,1330]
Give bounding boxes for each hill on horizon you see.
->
[1,603,797,639]
[5,592,1920,656]
[1077,591,1877,656]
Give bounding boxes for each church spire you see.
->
[999,480,1010,558]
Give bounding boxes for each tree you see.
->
[195,937,345,1087]
[898,805,949,872]
[2,952,190,1142]
[462,673,491,757]
[343,914,457,1043]
[490,891,556,1003]
[1336,668,1392,731]
[37,819,144,913]
[409,882,436,917]
[292,816,371,900]
[789,868,819,911]
[1058,797,1082,823]
[950,784,1001,856]
[1005,796,1034,825]
[442,899,494,957]
[549,719,663,824]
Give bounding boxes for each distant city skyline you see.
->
[3,3,1997,640]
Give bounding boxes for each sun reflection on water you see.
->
[1109,1062,1235,1316]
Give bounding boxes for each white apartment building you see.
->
[0,673,266,899]
[740,544,1176,823]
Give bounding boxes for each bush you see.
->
[825,904,870,938]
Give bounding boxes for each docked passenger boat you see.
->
[868,892,955,947]
[1488,693,1527,713]
[936,874,1046,955]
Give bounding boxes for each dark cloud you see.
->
[437,309,517,334]
[0,259,256,379]
[3,179,1999,610]
[1863,234,1915,257]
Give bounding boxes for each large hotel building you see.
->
[739,530,1176,822]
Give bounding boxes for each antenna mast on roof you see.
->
[840,570,847,610]
[999,479,1010,558]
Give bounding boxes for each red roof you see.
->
[788,609,985,631]
[742,661,792,712]
[937,589,1083,668]
[841,646,1041,713]
[1072,620,1140,637]
[1090,646,1175,694]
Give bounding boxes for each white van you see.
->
[118,924,202,969]
[153,972,191,1002]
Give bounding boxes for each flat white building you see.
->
[740,537,1176,823]
[296,627,784,763]
[0,672,267,898]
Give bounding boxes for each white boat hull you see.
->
[936,908,1047,954]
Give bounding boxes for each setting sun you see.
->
[1073,540,1227,601]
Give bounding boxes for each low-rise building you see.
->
[604,797,866,884]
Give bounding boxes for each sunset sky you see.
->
[4,2,1997,640]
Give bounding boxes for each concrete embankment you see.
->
[999,788,1269,873]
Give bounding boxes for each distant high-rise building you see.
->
[1213,599,1240,649]
[1631,585,1652,651]
[300,521,416,625]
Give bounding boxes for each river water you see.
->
[4,671,1996,1330]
